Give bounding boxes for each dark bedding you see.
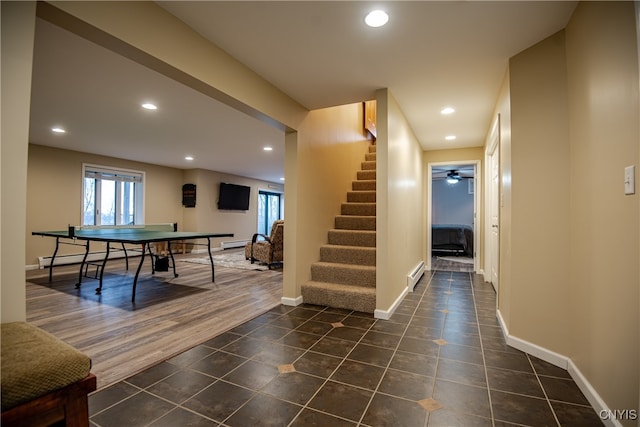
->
[432,224,474,256]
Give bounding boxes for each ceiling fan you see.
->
[432,166,474,183]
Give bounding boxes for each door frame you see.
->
[484,115,500,294]
[427,159,482,273]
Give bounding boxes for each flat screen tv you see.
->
[218,182,250,210]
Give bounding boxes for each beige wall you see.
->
[283,103,370,301]
[1,1,37,322]
[181,168,284,246]
[500,1,639,419]
[565,1,639,419]
[508,30,572,355]
[376,89,425,312]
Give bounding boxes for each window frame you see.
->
[81,163,145,226]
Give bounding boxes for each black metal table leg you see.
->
[95,244,110,294]
[75,241,90,289]
[131,243,148,302]
[207,238,215,282]
[48,237,61,282]
[168,242,178,278]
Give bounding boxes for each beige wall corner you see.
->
[376,89,425,315]
[1,1,37,323]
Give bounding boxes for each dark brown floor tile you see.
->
[190,351,247,378]
[91,391,176,427]
[307,381,373,422]
[341,314,376,330]
[289,408,356,426]
[491,389,557,427]
[221,336,266,358]
[389,350,438,377]
[247,324,291,341]
[309,310,348,323]
[427,408,493,427]
[550,401,605,426]
[405,324,442,340]
[347,343,394,367]
[201,332,242,350]
[148,406,218,426]
[361,393,427,427]
[326,325,367,342]
[261,371,325,405]
[444,320,480,336]
[250,341,305,366]
[125,362,181,388]
[397,336,441,357]
[146,369,216,404]
[438,342,484,365]
[483,348,533,373]
[441,330,482,347]
[388,312,412,324]
[436,358,487,388]
[224,393,301,427]
[486,367,545,398]
[330,359,385,390]
[222,359,279,389]
[369,319,407,335]
[280,330,323,350]
[360,330,402,349]
[310,335,357,358]
[294,351,342,378]
[182,380,254,422]
[166,345,216,367]
[229,318,266,335]
[288,307,323,320]
[529,356,572,378]
[89,382,140,416]
[268,315,308,329]
[433,379,491,419]
[377,369,434,401]
[539,375,590,405]
[394,304,418,316]
[294,320,333,336]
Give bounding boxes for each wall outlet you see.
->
[624,165,635,195]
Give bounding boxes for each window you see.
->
[82,164,144,226]
[257,191,282,235]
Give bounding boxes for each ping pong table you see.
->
[33,224,233,302]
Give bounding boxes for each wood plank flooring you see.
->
[25,252,283,390]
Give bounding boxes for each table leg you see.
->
[167,242,178,278]
[95,244,110,294]
[132,243,148,302]
[207,238,215,282]
[75,241,90,289]
[49,237,61,282]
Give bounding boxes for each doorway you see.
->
[427,161,481,273]
[484,116,500,293]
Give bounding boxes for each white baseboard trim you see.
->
[281,296,303,307]
[496,309,620,427]
[374,286,408,320]
[407,261,425,291]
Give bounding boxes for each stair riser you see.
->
[361,161,376,171]
[347,192,376,203]
[357,170,376,180]
[328,230,376,247]
[320,246,376,266]
[341,203,376,216]
[335,216,376,231]
[352,181,376,191]
[301,283,375,313]
[365,153,376,162]
[310,264,376,287]
[369,145,376,153]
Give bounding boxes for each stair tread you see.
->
[312,261,376,271]
[321,244,376,251]
[303,281,376,292]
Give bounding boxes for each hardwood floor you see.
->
[26,252,283,390]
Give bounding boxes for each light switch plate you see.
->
[624,165,635,195]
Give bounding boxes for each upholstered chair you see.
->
[244,220,284,269]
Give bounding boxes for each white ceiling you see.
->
[28,1,577,183]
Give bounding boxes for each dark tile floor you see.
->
[88,271,604,427]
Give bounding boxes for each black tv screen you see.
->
[218,182,250,210]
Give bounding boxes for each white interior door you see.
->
[490,149,500,292]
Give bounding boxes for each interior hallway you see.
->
[87,269,603,426]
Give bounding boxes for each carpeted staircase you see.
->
[301,144,377,313]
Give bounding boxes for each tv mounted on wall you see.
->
[218,182,250,210]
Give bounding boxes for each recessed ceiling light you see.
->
[141,103,157,110]
[280,177,285,181]
[365,10,388,27]
[445,135,457,141]
[51,127,66,133]
[441,107,455,115]
[185,156,194,161]
[263,146,273,151]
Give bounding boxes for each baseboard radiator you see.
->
[407,261,426,290]
[37,251,137,269]
[220,239,250,249]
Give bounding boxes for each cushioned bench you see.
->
[1,322,96,427]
